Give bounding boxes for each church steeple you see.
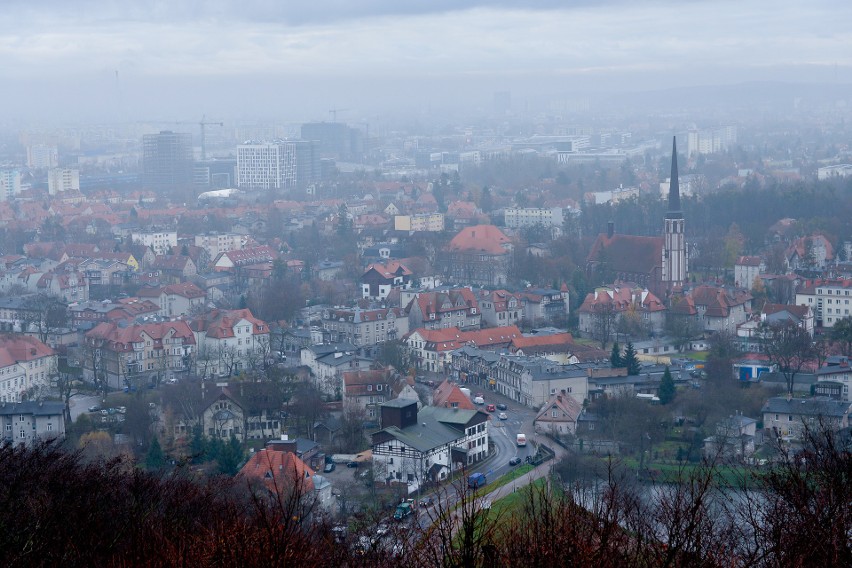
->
[666,136,683,218]
[662,136,687,290]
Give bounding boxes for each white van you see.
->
[516,433,527,447]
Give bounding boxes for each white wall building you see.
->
[0,170,22,202]
[131,230,178,256]
[504,207,564,229]
[48,168,80,194]
[236,141,297,190]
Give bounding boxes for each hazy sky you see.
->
[3,1,851,122]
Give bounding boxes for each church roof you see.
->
[587,233,663,276]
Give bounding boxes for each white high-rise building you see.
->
[0,170,22,201]
[48,168,80,194]
[236,141,297,190]
[27,144,59,169]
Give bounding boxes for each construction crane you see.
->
[329,108,349,122]
[158,115,223,160]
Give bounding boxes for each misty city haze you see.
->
[3,0,852,122]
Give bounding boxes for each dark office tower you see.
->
[300,122,354,160]
[142,131,193,188]
[292,140,321,187]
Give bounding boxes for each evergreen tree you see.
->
[189,424,207,463]
[658,366,676,405]
[145,437,165,470]
[610,341,623,368]
[216,436,243,476]
[623,342,641,375]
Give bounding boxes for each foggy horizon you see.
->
[4,1,852,123]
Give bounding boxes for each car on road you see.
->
[419,497,434,508]
[324,462,336,473]
[347,461,359,468]
[486,403,496,412]
[393,502,414,520]
[376,523,389,537]
[88,406,100,413]
[473,396,485,405]
[498,412,508,420]
[496,403,507,411]
[509,456,522,466]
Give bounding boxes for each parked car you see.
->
[509,456,522,466]
[324,462,336,473]
[498,412,508,420]
[347,461,359,468]
[88,406,100,413]
[496,403,507,411]
[485,403,496,412]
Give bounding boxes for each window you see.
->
[551,410,558,418]
[367,384,372,392]
[377,384,382,391]
[788,415,793,422]
[19,429,25,439]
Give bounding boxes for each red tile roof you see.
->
[239,448,315,495]
[447,225,511,255]
[587,233,663,276]
[432,379,476,410]
[0,335,54,367]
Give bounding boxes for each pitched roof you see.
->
[363,261,413,280]
[671,285,752,318]
[190,308,268,339]
[432,379,476,410]
[534,392,583,424]
[587,233,663,276]
[578,282,666,314]
[85,321,196,352]
[343,368,394,397]
[0,335,55,367]
[447,225,511,255]
[510,332,575,353]
[239,448,315,494]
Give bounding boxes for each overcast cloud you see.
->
[3,1,851,121]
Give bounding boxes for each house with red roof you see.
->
[361,260,413,300]
[151,254,197,283]
[734,256,766,288]
[670,284,753,334]
[578,282,667,336]
[406,288,481,331]
[439,225,513,287]
[239,447,317,500]
[0,334,57,403]
[137,282,206,317]
[431,378,476,410]
[533,390,584,436]
[342,367,396,421]
[321,306,408,348]
[509,332,577,363]
[477,289,522,328]
[190,308,270,379]
[405,325,521,373]
[786,234,834,270]
[83,321,196,389]
[212,245,277,272]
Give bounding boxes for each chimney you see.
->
[607,221,614,238]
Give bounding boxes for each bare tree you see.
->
[759,320,817,395]
[591,301,617,350]
[20,293,69,344]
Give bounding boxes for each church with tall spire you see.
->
[586,136,689,299]
[662,136,688,290]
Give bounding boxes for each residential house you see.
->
[342,368,395,421]
[151,255,197,283]
[361,261,413,300]
[533,390,584,436]
[212,245,277,272]
[517,287,570,326]
[131,230,177,256]
[477,289,522,328]
[795,278,852,328]
[508,332,577,364]
[137,282,206,317]
[762,397,851,440]
[405,325,521,373]
[703,414,758,460]
[36,270,88,302]
[83,321,196,389]
[190,308,270,379]
[0,401,65,446]
[406,288,481,332]
[815,357,852,402]
[491,354,589,408]
[761,303,814,337]
[200,384,283,441]
[578,282,667,336]
[786,234,834,270]
[239,444,332,513]
[439,225,513,287]
[300,343,372,398]
[734,256,765,288]
[0,335,57,403]
[670,284,753,334]
[321,307,408,348]
[371,399,489,493]
[432,379,476,410]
